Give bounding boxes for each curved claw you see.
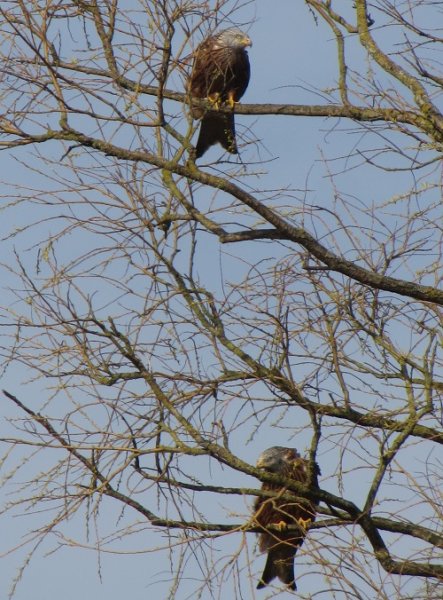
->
[297,517,312,530]
[207,92,221,109]
[227,91,236,109]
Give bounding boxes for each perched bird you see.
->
[253,446,320,591]
[188,28,252,158]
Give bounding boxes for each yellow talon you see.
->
[227,91,236,109]
[297,517,312,529]
[207,92,221,109]
[274,520,287,531]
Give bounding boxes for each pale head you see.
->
[212,28,252,50]
[256,446,300,473]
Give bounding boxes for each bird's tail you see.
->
[257,547,297,591]
[195,112,237,158]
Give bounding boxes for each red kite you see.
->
[254,446,319,590]
[188,28,251,158]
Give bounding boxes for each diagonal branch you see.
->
[25,126,442,307]
[3,390,442,579]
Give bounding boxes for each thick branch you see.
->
[49,59,443,141]
[3,390,442,579]
[21,127,443,307]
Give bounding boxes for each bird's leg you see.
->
[227,90,236,109]
[297,517,312,530]
[274,520,288,531]
[207,92,221,109]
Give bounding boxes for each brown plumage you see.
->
[188,28,251,158]
[254,446,319,591]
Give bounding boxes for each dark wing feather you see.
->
[254,450,318,590]
[188,36,250,157]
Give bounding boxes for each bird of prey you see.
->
[188,28,251,158]
[253,446,319,591]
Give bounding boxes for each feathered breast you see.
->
[189,42,250,103]
[254,460,317,552]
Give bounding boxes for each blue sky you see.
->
[0,1,441,599]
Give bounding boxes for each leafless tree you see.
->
[0,1,442,599]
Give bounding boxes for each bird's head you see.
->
[213,28,252,50]
[256,446,299,473]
